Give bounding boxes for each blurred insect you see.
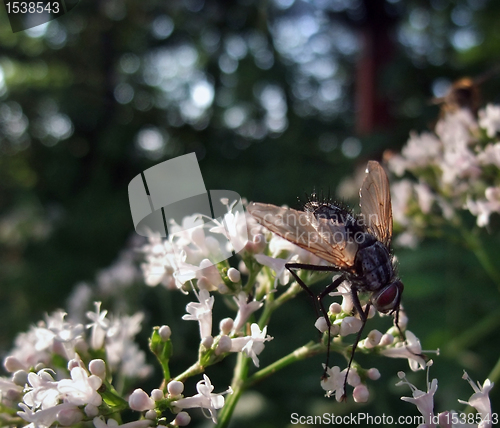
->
[432,64,500,118]
[247,161,404,399]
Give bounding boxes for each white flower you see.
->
[182,289,214,340]
[478,103,500,138]
[229,324,273,367]
[320,365,347,402]
[254,253,291,287]
[231,292,263,333]
[328,278,353,314]
[86,302,110,350]
[23,369,60,410]
[57,367,102,407]
[18,402,79,427]
[458,372,494,428]
[171,374,232,423]
[397,370,438,428]
[380,331,427,371]
[338,316,363,337]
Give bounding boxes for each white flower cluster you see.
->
[0,303,151,428]
[387,104,500,245]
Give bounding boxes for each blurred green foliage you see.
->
[1,0,500,426]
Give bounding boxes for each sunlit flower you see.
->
[86,302,110,350]
[171,374,232,423]
[57,367,102,407]
[231,292,263,333]
[458,372,494,428]
[380,331,427,371]
[397,370,438,428]
[320,365,347,402]
[182,289,214,340]
[229,323,273,367]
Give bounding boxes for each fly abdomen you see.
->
[354,240,393,290]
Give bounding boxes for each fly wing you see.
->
[247,202,357,269]
[359,161,393,247]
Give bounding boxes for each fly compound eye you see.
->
[372,280,403,313]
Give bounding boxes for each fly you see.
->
[247,161,405,400]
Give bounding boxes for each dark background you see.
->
[1,0,500,426]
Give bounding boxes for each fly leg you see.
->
[285,263,344,379]
[336,285,371,401]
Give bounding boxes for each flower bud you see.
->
[167,380,184,397]
[12,370,28,386]
[329,302,342,315]
[315,317,328,333]
[215,335,232,355]
[89,359,106,378]
[159,325,172,341]
[3,356,25,373]
[364,330,383,348]
[145,409,157,420]
[128,388,155,411]
[367,368,381,380]
[201,336,213,349]
[151,389,164,401]
[58,407,83,426]
[174,411,191,426]
[219,318,234,335]
[227,268,241,283]
[353,384,369,403]
[85,404,99,418]
[347,369,361,387]
[379,333,394,346]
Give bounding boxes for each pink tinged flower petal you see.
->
[57,406,83,426]
[353,384,369,403]
[398,372,438,427]
[254,253,289,287]
[171,375,232,424]
[320,366,347,403]
[229,324,273,367]
[458,373,494,424]
[128,388,155,411]
[182,289,214,339]
[380,331,427,371]
[18,402,78,427]
[232,293,263,332]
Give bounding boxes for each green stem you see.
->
[486,354,500,385]
[258,282,303,328]
[216,351,250,428]
[245,341,324,387]
[173,362,204,383]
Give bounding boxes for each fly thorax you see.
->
[354,240,393,290]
